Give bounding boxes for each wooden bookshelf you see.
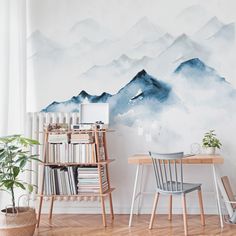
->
[37,126,115,227]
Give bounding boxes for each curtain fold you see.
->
[0,0,27,209]
[0,0,27,136]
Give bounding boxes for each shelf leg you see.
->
[37,196,43,228]
[101,196,107,227]
[108,193,114,220]
[49,196,54,219]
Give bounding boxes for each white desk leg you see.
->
[129,164,140,227]
[212,164,223,228]
[136,164,144,215]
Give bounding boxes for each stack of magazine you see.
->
[77,167,100,193]
[71,133,94,143]
[77,166,108,193]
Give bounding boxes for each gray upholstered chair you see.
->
[149,151,205,235]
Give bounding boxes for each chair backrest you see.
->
[149,151,184,193]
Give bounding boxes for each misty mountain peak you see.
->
[175,58,206,73]
[174,58,226,84]
[135,69,147,78]
[79,90,90,97]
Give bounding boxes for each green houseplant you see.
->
[0,135,40,236]
[202,130,222,155]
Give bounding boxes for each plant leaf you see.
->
[19,159,27,168]
[13,166,20,178]
[15,181,25,190]
[28,156,43,162]
[28,184,33,193]
[3,179,14,189]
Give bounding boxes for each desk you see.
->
[128,154,224,227]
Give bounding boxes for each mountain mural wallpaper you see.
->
[27,0,236,212]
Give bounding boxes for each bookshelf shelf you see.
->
[38,129,115,134]
[38,188,115,197]
[37,126,115,227]
[41,159,115,166]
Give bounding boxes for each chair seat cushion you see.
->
[157,181,201,194]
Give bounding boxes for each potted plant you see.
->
[0,135,40,236]
[202,130,222,155]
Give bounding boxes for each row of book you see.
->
[43,166,109,195]
[44,166,77,195]
[47,143,97,163]
[48,133,94,144]
[77,166,108,193]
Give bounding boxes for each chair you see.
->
[149,151,205,235]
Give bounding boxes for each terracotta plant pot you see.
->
[0,207,37,236]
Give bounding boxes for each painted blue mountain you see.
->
[43,58,236,123]
[174,58,226,83]
[109,69,172,115]
[43,70,176,124]
[173,58,236,108]
[42,91,112,112]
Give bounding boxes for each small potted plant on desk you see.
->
[0,135,40,236]
[202,130,222,155]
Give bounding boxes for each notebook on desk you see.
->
[184,154,196,157]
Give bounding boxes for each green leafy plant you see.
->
[0,135,40,211]
[202,130,222,149]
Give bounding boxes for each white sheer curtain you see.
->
[0,0,27,209]
[0,0,27,136]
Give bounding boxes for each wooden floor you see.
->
[34,214,236,236]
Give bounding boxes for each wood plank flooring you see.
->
[34,214,236,236]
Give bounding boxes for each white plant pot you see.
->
[205,147,216,155]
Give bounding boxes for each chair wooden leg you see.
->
[198,188,205,226]
[149,192,159,229]
[168,195,172,220]
[182,194,188,236]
